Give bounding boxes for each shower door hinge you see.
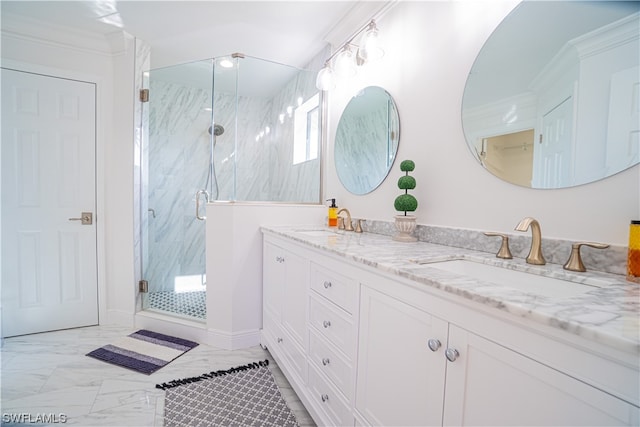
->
[139,279,149,293]
[139,89,149,103]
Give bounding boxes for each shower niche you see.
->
[139,54,323,320]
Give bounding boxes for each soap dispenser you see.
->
[327,199,338,227]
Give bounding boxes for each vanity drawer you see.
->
[308,363,354,427]
[310,263,357,314]
[263,315,306,384]
[309,329,353,400]
[309,294,355,359]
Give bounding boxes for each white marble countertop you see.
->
[262,225,640,356]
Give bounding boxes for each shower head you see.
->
[208,124,225,136]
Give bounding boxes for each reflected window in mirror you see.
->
[335,86,400,195]
[462,1,639,189]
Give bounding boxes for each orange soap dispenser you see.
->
[327,198,338,227]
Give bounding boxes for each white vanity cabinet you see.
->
[261,231,639,427]
[443,325,636,426]
[355,285,448,426]
[262,240,309,385]
[356,279,639,427]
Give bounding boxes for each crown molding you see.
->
[1,11,127,56]
[571,12,640,59]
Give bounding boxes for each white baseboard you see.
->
[134,311,260,350]
[206,327,261,350]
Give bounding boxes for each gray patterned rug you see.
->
[157,360,298,427]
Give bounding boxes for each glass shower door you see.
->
[140,59,214,321]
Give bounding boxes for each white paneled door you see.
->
[1,68,98,337]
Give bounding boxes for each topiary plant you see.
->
[394,160,418,216]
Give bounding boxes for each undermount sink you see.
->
[421,259,604,299]
[295,229,341,237]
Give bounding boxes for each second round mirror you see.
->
[335,86,400,195]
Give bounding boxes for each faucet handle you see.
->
[337,217,345,230]
[355,219,364,233]
[484,232,513,259]
[563,242,610,272]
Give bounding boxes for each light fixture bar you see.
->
[315,19,384,91]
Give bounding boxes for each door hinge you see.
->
[139,279,149,293]
[139,89,149,103]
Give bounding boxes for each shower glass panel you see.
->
[211,54,321,202]
[140,54,322,320]
[141,59,213,321]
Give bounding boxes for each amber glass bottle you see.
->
[628,220,640,282]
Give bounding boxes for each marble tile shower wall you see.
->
[146,66,320,292]
[147,79,212,292]
[257,68,320,203]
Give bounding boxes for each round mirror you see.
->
[462,1,639,189]
[335,86,400,195]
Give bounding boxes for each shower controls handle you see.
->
[195,190,210,221]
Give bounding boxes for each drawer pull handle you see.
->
[321,394,329,403]
[445,348,460,362]
[427,338,441,352]
[323,281,332,289]
[277,337,283,343]
[322,320,331,328]
[322,358,330,366]
[275,256,285,263]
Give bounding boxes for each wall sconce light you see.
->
[334,44,357,77]
[358,21,384,62]
[315,19,385,91]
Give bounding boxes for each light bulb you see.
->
[334,46,356,77]
[359,22,384,62]
[315,65,335,91]
[218,58,234,68]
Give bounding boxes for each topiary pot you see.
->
[393,214,418,242]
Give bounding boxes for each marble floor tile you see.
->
[0,325,315,427]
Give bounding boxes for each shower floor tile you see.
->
[148,290,206,319]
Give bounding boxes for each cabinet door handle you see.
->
[321,394,329,403]
[322,320,331,328]
[427,338,441,352]
[322,357,330,366]
[445,348,460,362]
[275,256,285,263]
[323,281,332,289]
[277,337,283,343]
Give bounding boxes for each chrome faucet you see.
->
[337,208,354,231]
[514,217,546,265]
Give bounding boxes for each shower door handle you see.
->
[195,190,210,221]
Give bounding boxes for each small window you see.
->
[293,93,320,165]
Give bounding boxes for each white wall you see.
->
[206,203,325,349]
[326,1,638,246]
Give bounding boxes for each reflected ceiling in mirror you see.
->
[462,1,639,189]
[335,86,400,195]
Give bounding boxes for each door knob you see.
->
[69,212,93,225]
